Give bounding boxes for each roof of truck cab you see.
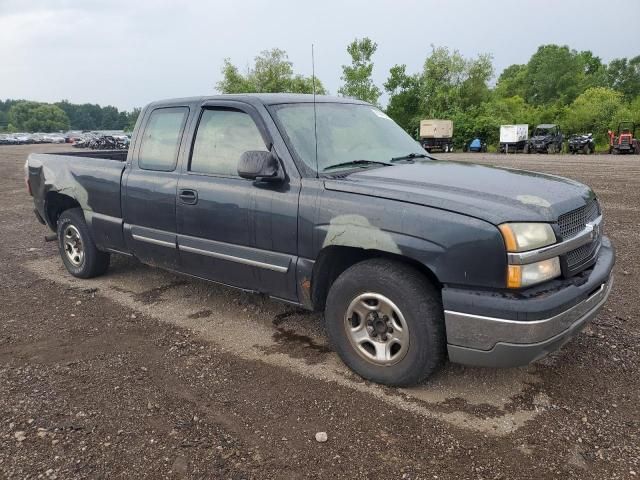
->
[146,94,370,108]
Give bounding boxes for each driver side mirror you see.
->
[237,151,284,183]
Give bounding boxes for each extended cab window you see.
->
[138,107,188,171]
[190,109,267,176]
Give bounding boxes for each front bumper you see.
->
[443,237,615,367]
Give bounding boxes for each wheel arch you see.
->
[45,191,81,229]
[309,245,441,311]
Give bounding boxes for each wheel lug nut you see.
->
[387,328,393,334]
[381,334,388,341]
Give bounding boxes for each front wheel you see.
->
[57,208,110,278]
[325,259,445,386]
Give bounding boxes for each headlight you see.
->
[500,222,560,288]
[499,223,556,252]
[507,257,561,288]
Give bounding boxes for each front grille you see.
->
[557,199,601,274]
[557,199,600,240]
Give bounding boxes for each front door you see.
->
[176,104,298,297]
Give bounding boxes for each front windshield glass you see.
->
[272,103,425,173]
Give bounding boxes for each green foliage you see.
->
[338,37,381,105]
[563,87,631,144]
[607,56,640,100]
[383,42,639,149]
[630,96,640,125]
[524,45,587,105]
[7,101,70,132]
[216,48,326,95]
[495,64,527,98]
[383,64,422,134]
[125,107,141,132]
[0,99,143,133]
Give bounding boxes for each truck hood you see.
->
[324,160,595,225]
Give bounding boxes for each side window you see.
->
[190,109,267,176]
[138,107,188,171]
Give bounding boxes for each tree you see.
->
[563,87,630,144]
[383,64,422,134]
[459,53,493,109]
[338,37,381,105]
[607,56,640,101]
[495,64,527,98]
[216,48,326,95]
[125,108,141,132]
[417,46,493,118]
[8,101,70,132]
[419,46,467,118]
[523,45,584,105]
[383,46,493,138]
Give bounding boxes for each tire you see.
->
[57,208,110,278]
[325,259,445,386]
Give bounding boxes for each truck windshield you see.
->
[271,103,425,173]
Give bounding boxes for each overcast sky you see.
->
[1,0,638,111]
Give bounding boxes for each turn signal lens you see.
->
[507,257,561,288]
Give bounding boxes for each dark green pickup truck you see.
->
[26,94,614,385]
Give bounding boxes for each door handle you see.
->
[179,189,198,205]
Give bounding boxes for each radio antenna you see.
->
[312,44,319,178]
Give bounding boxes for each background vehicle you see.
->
[419,119,453,153]
[527,124,563,153]
[568,133,595,154]
[26,94,614,386]
[499,124,528,153]
[608,122,639,154]
[0,134,17,145]
[464,137,487,152]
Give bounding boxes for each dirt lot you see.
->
[1,144,638,479]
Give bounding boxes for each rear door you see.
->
[122,106,189,269]
[176,101,299,299]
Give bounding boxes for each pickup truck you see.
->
[25,94,615,386]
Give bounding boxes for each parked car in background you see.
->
[499,124,529,153]
[65,131,84,143]
[0,134,17,145]
[568,133,595,154]
[14,133,34,144]
[527,124,563,154]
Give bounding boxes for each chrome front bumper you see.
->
[445,275,613,368]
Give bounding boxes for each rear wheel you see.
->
[325,259,445,386]
[57,208,110,278]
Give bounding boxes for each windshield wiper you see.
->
[323,160,392,171]
[390,152,429,162]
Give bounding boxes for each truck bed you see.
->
[27,151,128,252]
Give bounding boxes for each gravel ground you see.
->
[1,144,638,479]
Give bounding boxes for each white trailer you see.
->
[499,124,529,153]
